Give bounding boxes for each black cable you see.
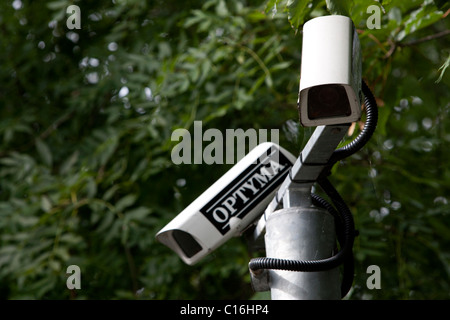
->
[316,178,356,298]
[311,193,343,243]
[248,177,355,271]
[312,193,354,298]
[329,80,378,164]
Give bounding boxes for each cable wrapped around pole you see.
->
[248,177,355,272]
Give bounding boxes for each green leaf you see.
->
[269,61,293,71]
[286,0,311,30]
[326,0,354,16]
[35,138,53,167]
[103,185,120,201]
[84,177,97,198]
[94,129,119,166]
[215,0,229,17]
[124,207,151,222]
[436,52,450,83]
[396,1,443,41]
[184,10,206,28]
[115,194,137,212]
[59,151,79,175]
[264,74,273,87]
[265,0,279,14]
[40,196,52,213]
[96,211,115,233]
[46,0,69,10]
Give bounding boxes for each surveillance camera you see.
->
[298,15,362,127]
[156,142,296,265]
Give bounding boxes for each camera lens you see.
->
[308,84,351,120]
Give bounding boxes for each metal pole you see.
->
[264,185,340,300]
[250,125,349,299]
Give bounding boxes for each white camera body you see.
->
[156,142,296,265]
[298,15,362,127]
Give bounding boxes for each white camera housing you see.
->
[298,15,362,127]
[156,142,296,265]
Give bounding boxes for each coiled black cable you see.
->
[329,80,378,164]
[248,79,378,298]
[248,177,355,272]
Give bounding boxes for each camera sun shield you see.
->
[298,15,362,127]
[156,142,296,265]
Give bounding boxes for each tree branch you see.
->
[39,110,75,140]
[384,29,450,59]
[399,29,450,47]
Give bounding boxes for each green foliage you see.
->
[0,0,449,300]
[326,0,353,16]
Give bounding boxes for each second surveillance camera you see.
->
[156,142,296,265]
[298,15,362,127]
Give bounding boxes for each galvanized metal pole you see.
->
[264,185,340,300]
[251,125,350,300]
